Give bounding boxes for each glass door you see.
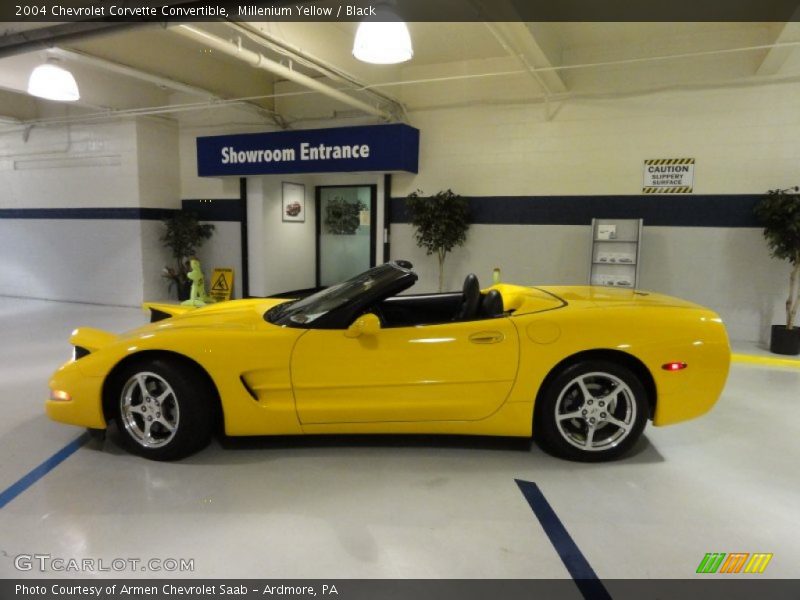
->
[316,185,377,287]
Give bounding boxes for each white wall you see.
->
[391,82,800,197]
[390,224,590,293]
[9,75,769,340]
[247,176,318,296]
[178,78,794,341]
[0,120,139,209]
[0,219,146,305]
[245,172,386,296]
[390,224,786,342]
[193,220,243,301]
[137,119,180,209]
[386,82,800,343]
[137,119,180,302]
[0,118,179,306]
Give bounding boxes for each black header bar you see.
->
[2,0,800,22]
[3,579,800,600]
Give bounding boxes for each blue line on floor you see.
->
[515,479,612,600]
[0,432,89,509]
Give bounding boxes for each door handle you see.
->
[469,331,504,344]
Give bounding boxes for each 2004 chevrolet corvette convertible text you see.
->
[46,261,730,462]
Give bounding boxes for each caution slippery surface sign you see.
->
[209,268,234,302]
[643,158,694,193]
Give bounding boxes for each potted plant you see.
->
[324,196,366,235]
[754,187,800,355]
[161,210,215,300]
[406,189,470,292]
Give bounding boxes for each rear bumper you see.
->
[651,339,730,426]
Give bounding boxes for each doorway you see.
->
[315,184,377,287]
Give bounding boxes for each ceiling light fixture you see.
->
[352,3,413,65]
[27,59,80,102]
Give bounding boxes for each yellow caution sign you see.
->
[209,268,234,302]
[643,157,694,193]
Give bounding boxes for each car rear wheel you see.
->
[113,359,214,460]
[534,360,648,462]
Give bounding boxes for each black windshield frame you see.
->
[265,262,418,329]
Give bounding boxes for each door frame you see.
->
[315,184,378,287]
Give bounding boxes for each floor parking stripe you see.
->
[731,353,800,369]
[0,432,89,509]
[515,479,612,600]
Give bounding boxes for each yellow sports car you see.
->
[47,261,730,462]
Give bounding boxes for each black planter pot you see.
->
[176,280,191,302]
[770,325,800,355]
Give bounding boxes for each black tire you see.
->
[534,359,649,462]
[112,358,215,461]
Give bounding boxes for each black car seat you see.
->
[480,289,504,318]
[455,273,481,321]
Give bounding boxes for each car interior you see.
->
[262,261,508,330]
[376,272,506,328]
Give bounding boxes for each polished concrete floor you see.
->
[0,296,798,579]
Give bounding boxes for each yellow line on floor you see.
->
[731,353,800,369]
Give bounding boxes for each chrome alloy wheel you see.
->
[554,371,637,452]
[119,372,180,449]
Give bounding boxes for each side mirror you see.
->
[345,313,381,338]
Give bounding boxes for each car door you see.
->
[290,316,520,424]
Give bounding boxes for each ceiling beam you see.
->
[484,22,568,96]
[470,0,567,95]
[0,88,37,122]
[225,22,406,122]
[756,21,800,76]
[173,24,393,121]
[0,22,147,59]
[52,47,289,128]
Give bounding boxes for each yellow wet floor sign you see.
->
[210,268,234,302]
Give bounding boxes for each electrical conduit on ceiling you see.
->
[171,24,392,121]
[9,34,800,129]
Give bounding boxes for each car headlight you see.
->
[49,389,71,402]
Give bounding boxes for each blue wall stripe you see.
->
[2,195,763,228]
[181,199,243,222]
[391,194,763,228]
[0,432,89,509]
[515,479,612,600]
[0,207,174,220]
[0,201,241,222]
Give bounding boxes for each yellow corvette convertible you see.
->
[47,261,730,462]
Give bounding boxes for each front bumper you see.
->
[46,361,106,429]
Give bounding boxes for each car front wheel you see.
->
[534,360,649,462]
[113,359,214,460]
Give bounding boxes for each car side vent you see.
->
[74,346,90,360]
[150,309,172,323]
[240,376,259,401]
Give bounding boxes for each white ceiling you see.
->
[1,21,800,129]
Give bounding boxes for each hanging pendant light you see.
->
[353,3,413,64]
[27,59,80,102]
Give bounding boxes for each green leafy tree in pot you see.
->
[406,189,470,292]
[754,187,800,353]
[161,210,215,299]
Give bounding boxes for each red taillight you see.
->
[662,362,687,371]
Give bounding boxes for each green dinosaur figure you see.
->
[181,258,215,307]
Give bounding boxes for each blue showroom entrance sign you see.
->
[197,123,419,176]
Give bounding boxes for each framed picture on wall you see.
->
[282,182,305,222]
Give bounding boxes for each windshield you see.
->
[265,263,406,327]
